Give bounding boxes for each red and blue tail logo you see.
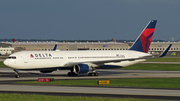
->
[129,20,157,53]
[13,38,17,43]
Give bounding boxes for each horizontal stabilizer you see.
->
[159,44,172,57]
[52,44,57,51]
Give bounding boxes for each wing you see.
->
[64,55,153,67]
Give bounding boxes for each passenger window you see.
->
[12,57,16,59]
[8,56,16,59]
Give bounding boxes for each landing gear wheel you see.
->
[68,72,78,76]
[88,73,92,76]
[15,75,19,78]
[88,72,99,76]
[94,72,99,76]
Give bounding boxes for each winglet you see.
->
[159,44,172,57]
[129,20,157,53]
[52,44,57,51]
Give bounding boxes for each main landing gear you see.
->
[14,70,20,78]
[88,71,99,76]
[67,72,78,76]
[67,71,99,76]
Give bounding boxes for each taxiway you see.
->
[1,67,180,100]
[1,68,180,81]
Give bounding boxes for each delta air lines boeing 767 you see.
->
[4,20,158,78]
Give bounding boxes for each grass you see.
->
[0,62,7,67]
[0,93,170,101]
[147,58,180,62]
[165,55,180,57]
[0,56,8,59]
[120,64,180,71]
[17,78,180,89]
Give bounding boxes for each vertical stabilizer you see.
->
[129,20,157,53]
[52,44,57,51]
[13,38,17,43]
[159,44,172,57]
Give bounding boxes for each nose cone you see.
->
[3,59,14,68]
[3,59,8,66]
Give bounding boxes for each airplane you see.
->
[52,44,57,51]
[103,44,172,68]
[159,44,172,57]
[13,38,17,43]
[4,20,158,78]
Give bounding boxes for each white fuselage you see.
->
[3,50,150,70]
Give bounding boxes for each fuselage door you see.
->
[24,55,28,63]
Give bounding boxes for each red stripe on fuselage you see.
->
[139,28,155,52]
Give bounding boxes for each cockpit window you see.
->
[7,56,16,59]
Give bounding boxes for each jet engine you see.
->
[73,64,92,74]
[68,64,98,76]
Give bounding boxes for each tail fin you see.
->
[129,20,157,53]
[52,44,57,51]
[159,44,172,57]
[13,38,17,43]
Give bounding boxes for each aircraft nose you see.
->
[3,59,14,68]
[3,59,9,67]
[3,58,18,69]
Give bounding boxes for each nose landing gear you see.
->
[14,70,20,78]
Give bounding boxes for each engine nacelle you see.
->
[73,64,92,74]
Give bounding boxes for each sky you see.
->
[0,0,180,40]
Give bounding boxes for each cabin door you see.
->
[24,55,28,63]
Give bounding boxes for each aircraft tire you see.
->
[94,72,99,76]
[88,73,93,76]
[88,72,99,76]
[68,72,78,76]
[15,75,19,78]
